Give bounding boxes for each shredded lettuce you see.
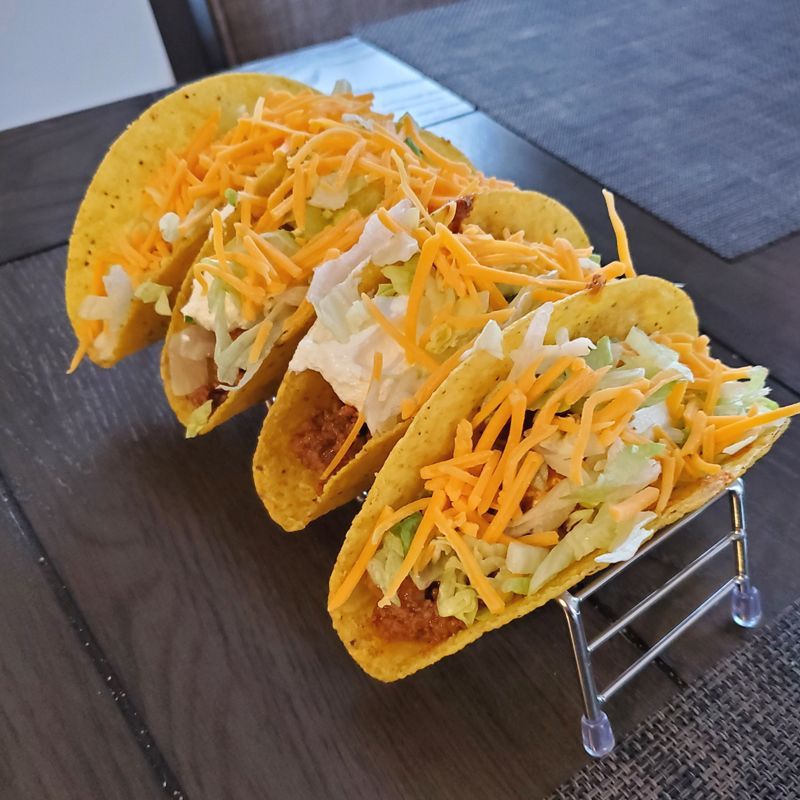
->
[528,506,614,593]
[507,302,554,380]
[722,434,758,456]
[369,533,502,624]
[641,381,675,407]
[341,112,375,131]
[154,291,171,316]
[308,176,349,210]
[436,558,479,625]
[261,229,300,256]
[83,265,134,358]
[379,260,416,295]
[621,327,693,381]
[460,319,504,361]
[510,478,576,535]
[307,200,417,307]
[418,287,489,357]
[182,270,252,333]
[715,366,771,415]
[372,228,419,266]
[500,574,531,594]
[134,280,169,304]
[537,430,605,477]
[505,541,549,574]
[404,137,423,158]
[316,270,365,343]
[538,336,595,372]
[528,505,656,593]
[571,443,664,506]
[185,400,213,438]
[507,286,536,324]
[225,188,238,206]
[216,310,292,391]
[629,400,670,438]
[597,366,646,390]
[470,536,506,575]
[595,512,656,564]
[392,512,423,555]
[585,335,614,369]
[367,533,405,606]
[135,280,171,316]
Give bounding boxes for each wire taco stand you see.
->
[559,477,761,757]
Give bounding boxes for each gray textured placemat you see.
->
[360,0,800,258]
[550,598,800,799]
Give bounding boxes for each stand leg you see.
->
[558,592,615,757]
[728,480,762,628]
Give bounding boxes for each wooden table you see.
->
[1,37,798,800]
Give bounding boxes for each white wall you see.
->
[0,0,175,131]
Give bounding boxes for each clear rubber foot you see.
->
[581,712,615,757]
[731,582,762,628]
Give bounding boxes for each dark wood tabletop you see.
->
[1,36,798,800]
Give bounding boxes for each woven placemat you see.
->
[550,598,800,799]
[360,0,800,258]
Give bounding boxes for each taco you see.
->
[160,110,511,437]
[66,72,312,370]
[327,276,800,681]
[253,188,618,532]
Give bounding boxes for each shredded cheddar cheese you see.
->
[73,85,513,366]
[331,320,800,628]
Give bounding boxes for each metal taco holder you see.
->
[558,477,761,757]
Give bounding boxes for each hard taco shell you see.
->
[328,275,787,681]
[161,130,476,435]
[253,190,590,530]
[66,72,310,367]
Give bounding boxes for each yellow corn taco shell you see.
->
[253,190,590,531]
[66,72,309,367]
[160,131,475,436]
[329,275,788,681]
[467,190,590,247]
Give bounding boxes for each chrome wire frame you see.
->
[557,478,761,757]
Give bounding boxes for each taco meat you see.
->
[371,578,465,644]
[448,194,474,232]
[187,382,227,411]
[291,400,368,474]
[184,328,247,411]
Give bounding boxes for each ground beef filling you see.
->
[371,578,466,644]
[448,194,474,233]
[186,328,246,411]
[291,401,368,474]
[187,381,227,410]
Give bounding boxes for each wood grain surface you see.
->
[0,478,160,799]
